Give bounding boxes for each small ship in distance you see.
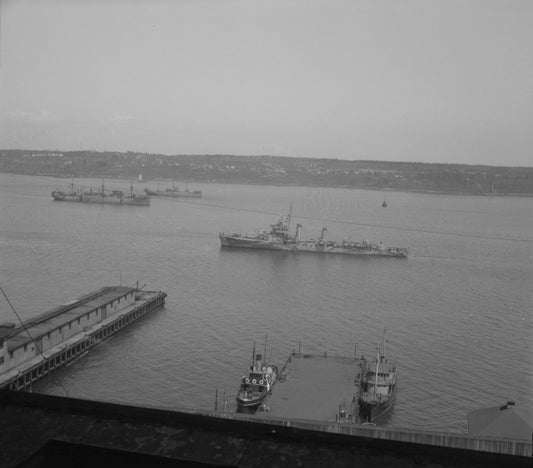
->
[144,182,201,198]
[219,206,408,257]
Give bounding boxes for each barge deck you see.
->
[262,353,366,422]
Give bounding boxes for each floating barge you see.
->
[0,286,167,391]
[260,352,367,423]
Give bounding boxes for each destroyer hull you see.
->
[219,235,408,257]
[220,235,288,250]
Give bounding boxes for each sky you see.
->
[0,0,532,166]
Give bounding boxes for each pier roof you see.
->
[3,286,134,349]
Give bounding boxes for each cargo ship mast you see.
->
[374,343,380,399]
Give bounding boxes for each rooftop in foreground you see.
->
[0,390,530,468]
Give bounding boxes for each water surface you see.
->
[1,173,531,432]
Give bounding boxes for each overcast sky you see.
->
[1,0,531,166]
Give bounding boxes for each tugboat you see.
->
[236,341,278,410]
[358,330,397,423]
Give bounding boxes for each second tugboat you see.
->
[358,330,398,423]
[236,342,278,410]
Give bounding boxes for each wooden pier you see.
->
[0,289,166,391]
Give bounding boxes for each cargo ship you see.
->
[144,182,201,198]
[236,342,278,410]
[358,331,398,423]
[52,181,150,206]
[219,207,408,257]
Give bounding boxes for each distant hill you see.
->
[1,149,532,196]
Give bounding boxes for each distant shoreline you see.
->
[3,170,532,198]
[2,150,532,197]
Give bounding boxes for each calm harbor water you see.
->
[1,173,532,432]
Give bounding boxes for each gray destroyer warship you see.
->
[219,207,408,257]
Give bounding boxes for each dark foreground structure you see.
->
[0,391,530,468]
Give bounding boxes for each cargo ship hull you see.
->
[52,191,150,206]
[145,189,202,198]
[80,194,150,206]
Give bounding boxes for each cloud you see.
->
[5,109,58,124]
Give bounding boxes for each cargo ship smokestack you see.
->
[295,224,302,241]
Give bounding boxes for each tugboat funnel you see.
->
[255,354,262,368]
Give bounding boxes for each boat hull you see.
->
[358,392,396,422]
[52,194,150,206]
[220,235,288,250]
[236,393,268,408]
[82,195,150,206]
[52,191,81,202]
